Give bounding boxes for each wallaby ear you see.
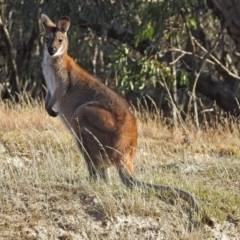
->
[57,16,70,33]
[41,14,56,31]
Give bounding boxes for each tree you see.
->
[1,0,240,122]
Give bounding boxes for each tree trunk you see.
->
[208,0,240,51]
[0,14,20,98]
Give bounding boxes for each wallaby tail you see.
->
[118,166,200,213]
[118,168,199,212]
[146,183,200,214]
[118,167,214,228]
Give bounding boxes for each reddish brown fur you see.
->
[57,54,137,174]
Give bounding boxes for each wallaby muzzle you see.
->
[48,46,57,56]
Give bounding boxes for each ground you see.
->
[0,102,239,239]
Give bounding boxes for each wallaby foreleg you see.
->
[45,90,58,117]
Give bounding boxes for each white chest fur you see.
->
[42,48,56,96]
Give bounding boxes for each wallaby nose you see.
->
[48,46,57,56]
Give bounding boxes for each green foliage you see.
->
[135,24,154,47]
[102,0,197,93]
[106,45,165,93]
[187,18,197,30]
[178,70,190,87]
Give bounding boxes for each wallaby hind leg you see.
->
[98,167,110,182]
[117,164,136,187]
[71,104,118,181]
[73,131,110,182]
[115,153,136,188]
[72,103,117,133]
[86,160,110,182]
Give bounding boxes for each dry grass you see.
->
[0,99,239,239]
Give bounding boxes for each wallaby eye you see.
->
[58,39,63,43]
[45,37,49,43]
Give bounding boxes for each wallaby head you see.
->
[41,14,70,57]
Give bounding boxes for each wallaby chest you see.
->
[42,50,69,95]
[42,50,57,96]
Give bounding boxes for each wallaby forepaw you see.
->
[47,109,59,117]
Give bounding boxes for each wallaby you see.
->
[40,14,213,227]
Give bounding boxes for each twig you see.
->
[193,37,240,80]
[181,11,199,128]
[168,48,215,66]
